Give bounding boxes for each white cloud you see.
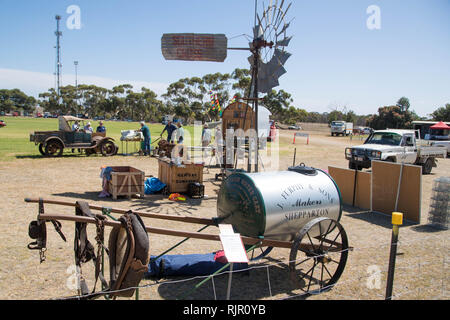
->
[0,68,168,97]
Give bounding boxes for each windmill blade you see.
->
[275,36,292,47]
[272,0,278,24]
[273,48,291,65]
[254,13,264,39]
[273,0,285,28]
[278,2,292,28]
[276,22,290,37]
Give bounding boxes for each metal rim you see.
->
[44,140,63,157]
[101,141,116,156]
[289,217,349,296]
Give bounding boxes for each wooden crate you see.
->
[158,158,204,193]
[106,166,145,200]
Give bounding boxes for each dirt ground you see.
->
[0,129,448,300]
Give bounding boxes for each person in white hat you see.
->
[84,121,93,134]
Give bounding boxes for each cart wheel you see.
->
[249,246,273,261]
[289,217,349,295]
[100,141,117,156]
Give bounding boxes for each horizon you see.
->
[1,1,449,118]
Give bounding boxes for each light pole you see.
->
[74,61,79,112]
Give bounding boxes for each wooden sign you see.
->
[161,33,227,62]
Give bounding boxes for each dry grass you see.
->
[0,129,448,300]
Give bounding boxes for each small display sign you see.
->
[218,224,249,263]
[161,33,228,62]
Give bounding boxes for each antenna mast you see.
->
[55,15,62,96]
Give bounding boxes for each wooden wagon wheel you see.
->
[289,217,349,295]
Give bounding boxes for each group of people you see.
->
[139,120,186,156]
[72,120,106,134]
[139,119,219,157]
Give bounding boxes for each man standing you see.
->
[96,121,106,133]
[160,120,177,143]
[202,123,212,147]
[175,122,184,144]
[140,121,151,156]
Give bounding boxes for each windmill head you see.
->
[250,1,293,94]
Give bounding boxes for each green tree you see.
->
[0,89,36,114]
[430,103,450,121]
[367,105,415,129]
[396,97,410,112]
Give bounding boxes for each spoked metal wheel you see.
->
[289,217,349,296]
[44,140,63,157]
[100,141,117,156]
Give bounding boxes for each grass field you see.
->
[0,117,205,161]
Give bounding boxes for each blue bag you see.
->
[144,177,166,195]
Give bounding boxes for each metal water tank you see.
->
[217,166,342,241]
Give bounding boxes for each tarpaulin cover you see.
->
[144,252,248,279]
[144,177,166,195]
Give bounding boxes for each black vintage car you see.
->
[30,116,118,157]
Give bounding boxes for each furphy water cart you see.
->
[25,166,350,298]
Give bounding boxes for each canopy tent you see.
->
[430,121,450,130]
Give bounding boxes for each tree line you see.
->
[1,69,449,128]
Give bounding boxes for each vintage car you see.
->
[30,116,118,157]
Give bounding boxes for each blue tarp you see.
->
[144,177,166,195]
[144,253,248,279]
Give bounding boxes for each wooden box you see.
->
[106,166,145,200]
[158,158,204,193]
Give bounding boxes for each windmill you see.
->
[246,0,293,171]
[161,0,293,172]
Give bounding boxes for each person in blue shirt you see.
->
[140,121,151,156]
[160,120,177,143]
[96,121,106,133]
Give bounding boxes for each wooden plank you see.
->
[328,166,356,206]
[355,171,371,210]
[25,197,214,225]
[328,166,371,210]
[371,160,421,223]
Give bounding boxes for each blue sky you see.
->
[0,0,449,117]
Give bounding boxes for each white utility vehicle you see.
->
[345,129,447,174]
[331,121,353,136]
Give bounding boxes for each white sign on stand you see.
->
[218,225,249,263]
[218,224,249,300]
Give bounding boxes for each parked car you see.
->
[345,129,446,174]
[0,120,6,127]
[288,125,301,130]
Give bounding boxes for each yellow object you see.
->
[392,212,403,226]
[168,193,186,201]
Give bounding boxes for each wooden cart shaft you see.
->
[25,198,346,251]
